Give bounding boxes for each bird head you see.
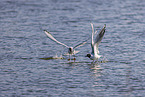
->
[86,54,91,58]
[68,47,73,54]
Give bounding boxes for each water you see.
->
[0,0,145,96]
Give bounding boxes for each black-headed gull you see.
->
[86,23,106,62]
[44,30,87,60]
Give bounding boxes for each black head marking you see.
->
[86,54,91,58]
[69,48,72,51]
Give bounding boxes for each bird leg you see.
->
[73,54,76,62]
[68,55,71,61]
[73,55,76,60]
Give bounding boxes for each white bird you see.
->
[86,23,106,62]
[44,30,87,60]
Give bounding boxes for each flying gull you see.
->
[44,30,87,60]
[86,23,106,62]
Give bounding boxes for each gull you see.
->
[44,30,87,60]
[86,23,106,62]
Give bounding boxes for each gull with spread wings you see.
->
[44,30,87,60]
[86,23,106,62]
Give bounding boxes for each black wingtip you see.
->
[44,30,50,33]
[44,30,51,34]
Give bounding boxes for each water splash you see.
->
[53,53,63,59]
[39,53,64,60]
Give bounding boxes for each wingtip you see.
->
[44,30,50,34]
[90,23,93,26]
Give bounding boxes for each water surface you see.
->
[0,0,145,96]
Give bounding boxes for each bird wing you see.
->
[94,24,106,45]
[90,23,95,54]
[73,41,87,49]
[44,30,69,48]
[94,24,106,54]
[90,23,94,46]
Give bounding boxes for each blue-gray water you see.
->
[0,0,145,96]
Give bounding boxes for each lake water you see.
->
[0,0,145,96]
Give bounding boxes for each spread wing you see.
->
[90,23,94,47]
[94,24,106,45]
[44,30,69,48]
[90,23,95,54]
[91,24,106,54]
[73,41,87,49]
